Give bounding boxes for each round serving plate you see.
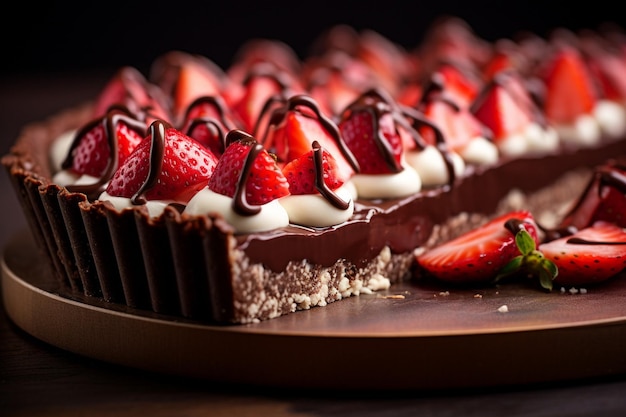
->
[3,230,626,390]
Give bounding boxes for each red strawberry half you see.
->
[540,221,626,286]
[282,140,346,196]
[63,107,147,178]
[231,65,295,134]
[181,96,241,157]
[415,210,540,284]
[105,120,219,203]
[93,66,171,122]
[471,71,537,142]
[541,46,598,124]
[208,130,290,211]
[338,90,404,174]
[416,75,489,153]
[262,94,359,179]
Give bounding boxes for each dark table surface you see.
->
[2,72,626,417]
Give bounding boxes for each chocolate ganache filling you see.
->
[235,139,626,272]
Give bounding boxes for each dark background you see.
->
[3,0,626,79]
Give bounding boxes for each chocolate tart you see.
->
[3,101,625,323]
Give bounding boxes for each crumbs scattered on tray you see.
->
[381,294,406,299]
[379,291,409,299]
[497,305,509,313]
[434,291,450,297]
[561,287,588,294]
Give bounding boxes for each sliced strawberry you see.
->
[92,66,171,123]
[481,39,529,81]
[558,162,626,230]
[227,38,302,85]
[433,63,482,108]
[586,47,626,101]
[208,130,290,207]
[417,16,492,76]
[356,29,411,96]
[63,107,147,178]
[180,96,241,157]
[415,210,540,284]
[539,221,626,286]
[231,64,294,134]
[282,140,345,195]
[305,51,377,116]
[267,110,318,164]
[471,72,536,142]
[105,120,219,203]
[541,46,598,124]
[150,52,226,123]
[338,90,405,174]
[418,93,487,153]
[262,94,358,179]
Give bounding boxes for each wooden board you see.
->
[3,230,626,390]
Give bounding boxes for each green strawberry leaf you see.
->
[539,266,555,291]
[494,255,523,283]
[494,227,559,290]
[515,229,536,255]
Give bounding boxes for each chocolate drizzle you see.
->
[131,120,169,205]
[345,88,458,184]
[504,218,529,235]
[399,104,458,185]
[63,106,147,199]
[470,69,548,129]
[419,72,494,143]
[542,160,626,240]
[260,94,360,173]
[312,140,350,210]
[225,130,264,216]
[566,237,626,245]
[340,89,404,173]
[183,96,239,131]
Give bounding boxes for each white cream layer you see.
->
[184,188,290,233]
[405,145,465,187]
[350,163,422,199]
[554,100,626,147]
[279,184,355,227]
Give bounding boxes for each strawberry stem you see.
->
[494,228,558,291]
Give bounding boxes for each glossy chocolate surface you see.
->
[238,139,626,271]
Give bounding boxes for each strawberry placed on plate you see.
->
[539,221,626,286]
[415,210,541,284]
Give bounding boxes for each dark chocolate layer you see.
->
[238,140,626,272]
